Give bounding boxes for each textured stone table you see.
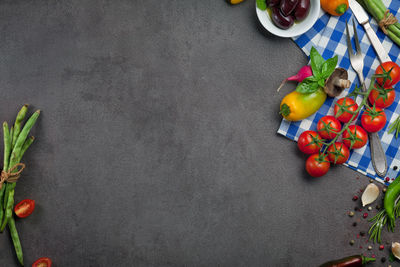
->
[0,0,391,266]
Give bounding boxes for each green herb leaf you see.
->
[321,55,338,79]
[310,47,324,78]
[318,79,325,88]
[256,0,267,10]
[296,77,319,94]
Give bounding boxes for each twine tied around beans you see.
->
[0,163,25,189]
[379,10,398,34]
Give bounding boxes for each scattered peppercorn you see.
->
[376,205,381,210]
[383,188,387,193]
[385,177,390,182]
[379,244,384,250]
[394,166,398,171]
[349,211,355,217]
[381,257,386,263]
[368,206,372,211]
[368,245,372,250]
[350,240,355,246]
[363,213,368,218]
[360,231,365,236]
[369,179,373,183]
[353,195,359,201]
[352,222,357,227]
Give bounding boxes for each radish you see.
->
[277,65,313,92]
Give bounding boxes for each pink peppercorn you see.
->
[363,213,368,218]
[379,245,384,250]
[353,196,359,201]
[385,177,390,182]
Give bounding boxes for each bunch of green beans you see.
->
[0,105,40,266]
[357,0,400,46]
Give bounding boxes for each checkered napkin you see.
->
[277,0,400,184]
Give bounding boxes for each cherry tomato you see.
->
[14,199,35,218]
[297,130,323,154]
[342,125,368,149]
[375,61,400,88]
[306,154,330,177]
[361,106,387,133]
[334,97,359,123]
[368,86,396,109]
[317,116,342,139]
[32,257,52,267]
[327,142,350,164]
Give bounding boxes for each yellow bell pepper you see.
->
[280,88,327,121]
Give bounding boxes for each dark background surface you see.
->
[0,0,396,266]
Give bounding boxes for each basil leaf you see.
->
[256,0,267,10]
[310,47,324,77]
[296,77,319,94]
[318,79,325,88]
[321,55,338,79]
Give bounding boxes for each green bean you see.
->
[9,110,40,169]
[17,136,34,163]
[0,188,14,232]
[0,186,5,225]
[8,217,23,266]
[3,183,10,210]
[3,122,11,172]
[11,105,28,150]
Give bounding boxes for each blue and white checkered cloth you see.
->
[277,0,400,184]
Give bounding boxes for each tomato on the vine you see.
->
[334,97,358,123]
[306,154,330,177]
[297,131,323,154]
[342,125,368,149]
[317,116,342,139]
[327,142,350,164]
[361,106,387,133]
[368,85,395,109]
[375,61,400,88]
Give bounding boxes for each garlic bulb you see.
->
[392,242,400,260]
[361,183,380,207]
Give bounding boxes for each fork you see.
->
[345,19,387,177]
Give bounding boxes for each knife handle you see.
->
[363,22,391,63]
[369,132,387,177]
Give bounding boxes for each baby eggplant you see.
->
[294,0,310,21]
[280,0,298,16]
[267,0,281,7]
[272,7,294,29]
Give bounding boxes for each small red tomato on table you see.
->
[32,257,52,267]
[14,199,35,218]
[327,142,350,164]
[361,106,387,133]
[317,116,342,139]
[334,97,358,123]
[342,125,368,149]
[306,154,330,177]
[368,84,395,109]
[375,61,400,88]
[297,130,323,154]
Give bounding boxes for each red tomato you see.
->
[297,130,323,154]
[361,106,387,133]
[342,125,368,149]
[14,199,35,218]
[368,86,396,109]
[32,257,52,267]
[375,61,400,88]
[317,116,342,139]
[305,154,330,177]
[327,142,350,164]
[334,97,358,123]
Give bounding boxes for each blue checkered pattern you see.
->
[277,1,400,184]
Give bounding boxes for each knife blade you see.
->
[349,0,391,63]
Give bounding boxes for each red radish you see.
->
[277,65,313,92]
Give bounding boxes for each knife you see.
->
[349,0,388,177]
[349,0,391,63]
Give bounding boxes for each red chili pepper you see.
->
[319,255,375,267]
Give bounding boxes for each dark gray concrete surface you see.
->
[0,0,395,266]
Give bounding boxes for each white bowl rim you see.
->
[256,0,321,38]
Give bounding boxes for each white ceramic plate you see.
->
[256,0,321,38]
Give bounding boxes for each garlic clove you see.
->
[361,183,380,207]
[392,242,400,260]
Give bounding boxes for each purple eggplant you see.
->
[280,0,298,17]
[271,7,294,29]
[267,0,281,7]
[294,0,310,21]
